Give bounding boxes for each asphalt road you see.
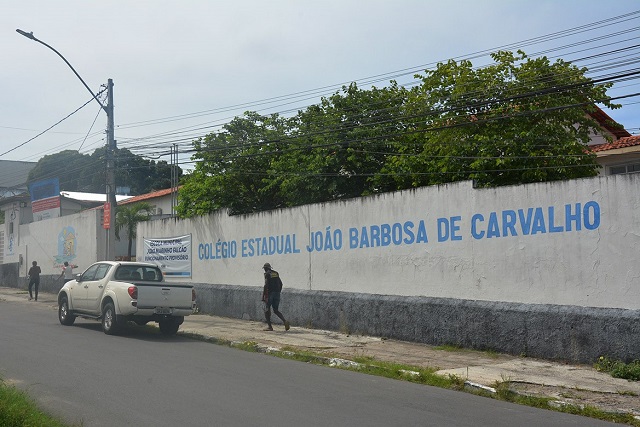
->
[0,299,617,427]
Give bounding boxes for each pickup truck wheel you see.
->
[159,318,180,335]
[102,302,120,335]
[58,296,76,326]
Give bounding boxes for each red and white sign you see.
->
[29,178,61,222]
[103,202,111,229]
[32,197,61,220]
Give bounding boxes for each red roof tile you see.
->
[119,187,180,204]
[590,135,640,152]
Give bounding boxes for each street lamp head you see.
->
[15,28,107,112]
[16,29,35,40]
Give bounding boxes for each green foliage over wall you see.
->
[177,50,620,217]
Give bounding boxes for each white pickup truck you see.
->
[57,261,196,335]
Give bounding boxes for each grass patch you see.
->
[491,378,640,426]
[555,403,640,426]
[595,356,640,381]
[498,376,640,426]
[433,344,501,359]
[263,345,467,390]
[0,379,70,427]
[433,344,464,352]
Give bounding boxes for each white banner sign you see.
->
[143,234,192,278]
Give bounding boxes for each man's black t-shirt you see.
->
[264,270,283,293]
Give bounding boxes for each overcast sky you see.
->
[1,1,638,169]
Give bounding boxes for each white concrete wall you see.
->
[138,174,640,311]
[14,209,102,276]
[149,193,173,216]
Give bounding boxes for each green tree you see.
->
[177,112,289,216]
[272,82,407,204]
[178,84,407,216]
[112,148,178,194]
[381,50,619,188]
[27,148,181,195]
[179,50,619,217]
[114,202,152,260]
[27,150,92,191]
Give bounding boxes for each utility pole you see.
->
[171,143,178,216]
[105,79,116,260]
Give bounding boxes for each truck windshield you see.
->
[115,266,163,282]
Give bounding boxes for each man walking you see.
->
[27,260,41,301]
[262,262,290,331]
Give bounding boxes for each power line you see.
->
[0,96,97,157]
[114,10,640,130]
[6,10,639,189]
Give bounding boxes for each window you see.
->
[140,267,163,282]
[94,264,111,280]
[609,163,640,175]
[115,266,135,280]
[81,264,101,281]
[115,265,163,282]
[143,270,154,281]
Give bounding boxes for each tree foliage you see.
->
[178,50,620,217]
[386,50,616,188]
[27,148,180,195]
[27,150,89,192]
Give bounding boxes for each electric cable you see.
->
[4,10,639,194]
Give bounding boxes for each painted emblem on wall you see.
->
[55,226,77,264]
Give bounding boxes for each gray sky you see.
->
[1,1,639,169]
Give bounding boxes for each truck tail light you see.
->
[128,286,138,300]
[192,288,196,301]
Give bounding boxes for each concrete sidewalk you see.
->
[2,286,639,418]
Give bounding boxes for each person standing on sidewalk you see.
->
[27,260,41,301]
[58,261,78,283]
[261,262,290,331]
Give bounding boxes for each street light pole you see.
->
[17,29,117,260]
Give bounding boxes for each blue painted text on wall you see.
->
[196,202,600,260]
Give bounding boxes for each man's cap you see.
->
[263,263,271,269]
